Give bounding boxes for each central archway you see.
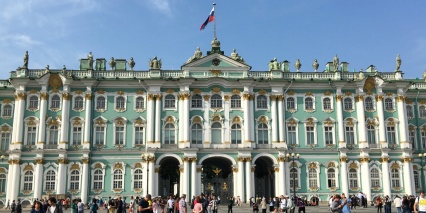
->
[254,157,275,198]
[158,157,181,196]
[201,157,234,200]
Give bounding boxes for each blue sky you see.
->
[0,0,425,80]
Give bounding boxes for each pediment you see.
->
[182,53,251,71]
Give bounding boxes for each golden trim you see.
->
[397,95,405,103]
[212,87,221,93]
[231,89,241,95]
[62,93,71,101]
[82,158,90,164]
[57,158,68,164]
[359,157,370,163]
[340,157,348,162]
[258,89,267,95]
[193,88,202,94]
[381,157,390,163]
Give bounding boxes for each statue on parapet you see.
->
[128,57,136,70]
[312,59,319,71]
[88,52,94,69]
[333,54,339,71]
[396,54,402,71]
[268,58,280,71]
[109,57,116,70]
[185,47,203,64]
[294,59,302,71]
[149,56,162,69]
[230,49,245,64]
[23,51,29,68]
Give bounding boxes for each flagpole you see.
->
[213,2,216,39]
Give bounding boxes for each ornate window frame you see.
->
[210,94,224,109]
[384,96,396,112]
[385,118,399,146]
[256,116,270,145]
[0,124,12,151]
[163,93,177,110]
[230,94,242,109]
[46,118,61,147]
[255,94,269,111]
[324,161,339,192]
[20,163,35,195]
[289,161,302,191]
[343,96,354,112]
[419,103,426,119]
[389,161,403,191]
[72,95,85,112]
[230,116,243,145]
[110,162,126,193]
[190,94,203,109]
[113,117,127,146]
[306,162,320,191]
[93,116,107,147]
[409,125,417,149]
[0,167,8,194]
[132,116,146,147]
[406,104,414,120]
[91,162,106,193]
[303,117,318,147]
[70,117,84,146]
[286,117,299,146]
[43,163,58,193]
[304,92,316,113]
[322,93,334,113]
[347,161,360,191]
[67,163,82,194]
[163,116,178,144]
[420,125,426,149]
[364,95,376,112]
[49,93,62,112]
[369,164,382,190]
[134,95,146,112]
[1,101,13,119]
[323,118,335,147]
[366,118,378,147]
[190,116,204,145]
[131,163,144,193]
[114,92,127,112]
[23,117,38,146]
[95,94,107,112]
[27,94,40,112]
[286,95,297,113]
[344,117,358,146]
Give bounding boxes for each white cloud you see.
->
[144,0,173,16]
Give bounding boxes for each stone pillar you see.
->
[56,158,68,194]
[203,95,210,145]
[381,157,391,196]
[360,157,371,201]
[277,95,285,143]
[402,157,414,195]
[13,92,26,148]
[83,93,92,149]
[356,94,368,148]
[155,95,161,143]
[148,159,155,196]
[249,95,255,145]
[10,159,21,201]
[224,95,230,144]
[196,165,202,196]
[397,94,410,149]
[237,157,245,201]
[243,94,251,145]
[271,95,278,144]
[376,94,387,147]
[245,160,253,202]
[191,158,197,199]
[33,158,44,199]
[336,94,345,148]
[153,165,159,197]
[81,158,90,204]
[274,166,280,197]
[146,94,155,144]
[339,156,349,196]
[183,158,190,196]
[233,167,238,198]
[178,94,184,145]
[285,161,291,196]
[183,93,190,146]
[37,92,48,149]
[59,92,71,149]
[278,157,286,196]
[179,165,184,195]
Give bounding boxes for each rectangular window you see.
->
[422,131,426,149]
[135,127,144,145]
[287,126,296,145]
[306,126,315,144]
[1,132,11,151]
[72,126,82,145]
[115,126,124,145]
[95,126,105,145]
[27,127,37,145]
[387,126,396,144]
[324,126,333,145]
[367,126,376,145]
[231,129,241,144]
[410,131,416,149]
[345,126,355,144]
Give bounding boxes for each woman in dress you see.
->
[193,197,204,213]
[261,198,267,213]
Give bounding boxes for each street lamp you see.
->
[286,153,300,198]
[419,153,426,192]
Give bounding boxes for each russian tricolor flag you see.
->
[200,6,215,30]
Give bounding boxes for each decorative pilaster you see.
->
[203,95,210,144]
[336,94,345,148]
[190,157,197,200]
[232,166,239,198]
[81,158,90,204]
[376,94,387,147]
[37,92,48,149]
[243,94,253,145]
[224,95,230,145]
[278,156,286,196]
[154,94,162,143]
[270,95,278,144]
[146,94,155,143]
[355,94,367,147]
[381,157,391,196]
[9,159,21,201]
[33,158,44,199]
[245,159,253,202]
[339,156,349,196]
[59,92,71,149]
[359,157,371,200]
[183,157,190,197]
[83,93,92,149]
[56,158,68,194]
[402,157,414,195]
[277,95,285,143]
[237,157,246,202]
[274,166,280,196]
[12,92,26,149]
[183,93,190,146]
[249,94,255,145]
[397,94,409,149]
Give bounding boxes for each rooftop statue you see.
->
[149,56,162,69]
[23,51,29,68]
[230,49,245,63]
[294,59,302,71]
[185,47,203,64]
[268,58,280,71]
[128,57,136,70]
[312,59,319,71]
[109,57,116,70]
[88,52,94,69]
[333,54,339,71]
[396,54,401,71]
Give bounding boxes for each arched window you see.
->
[420,106,426,118]
[94,125,105,145]
[323,98,331,110]
[133,169,143,189]
[70,170,80,190]
[0,173,5,193]
[327,168,336,188]
[231,95,241,108]
[2,105,12,117]
[48,126,59,145]
[305,97,314,110]
[191,124,203,144]
[164,95,176,108]
[344,98,353,111]
[191,94,202,108]
[74,96,84,110]
[384,98,394,111]
[367,125,376,145]
[231,124,242,144]
[370,168,380,188]
[257,95,267,109]
[113,169,123,189]
[349,168,358,188]
[211,94,223,108]
[45,170,56,191]
[406,105,414,118]
[23,171,33,191]
[29,96,39,109]
[391,168,400,188]
[308,168,318,188]
[164,123,175,144]
[211,122,222,144]
[287,97,295,110]
[135,97,144,110]
[414,171,420,190]
[257,123,269,144]
[290,168,298,188]
[116,96,125,109]
[93,170,103,190]
[96,96,106,110]
[365,97,374,111]
[51,95,61,109]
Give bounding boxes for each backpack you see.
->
[11,203,16,210]
[16,203,22,212]
[78,203,85,211]
[91,203,98,211]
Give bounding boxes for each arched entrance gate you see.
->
[201,157,234,199]
[254,156,276,198]
[158,157,181,196]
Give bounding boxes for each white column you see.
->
[191,159,197,199]
[376,95,387,147]
[381,158,391,196]
[56,159,67,194]
[83,93,92,149]
[143,161,149,195]
[403,158,414,196]
[13,92,26,148]
[178,94,184,145]
[277,96,285,143]
[243,94,251,145]
[274,167,279,197]
[279,159,286,196]
[153,165,159,196]
[183,94,190,145]
[33,159,44,199]
[238,159,245,201]
[360,158,371,201]
[148,160,155,195]
[336,94,345,148]
[245,160,253,202]
[146,94,155,143]
[233,167,238,198]
[271,96,278,144]
[6,161,14,201]
[37,92,48,149]
[203,95,210,144]
[10,161,21,201]
[249,96,255,144]
[179,165,184,195]
[356,94,367,147]
[155,95,161,143]
[81,158,90,204]
[285,162,291,196]
[340,157,349,196]
[183,159,190,196]
[250,165,255,198]
[196,165,202,196]
[59,92,71,149]
[224,96,230,144]
[397,94,409,148]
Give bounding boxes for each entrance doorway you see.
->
[254,157,275,198]
[201,157,233,200]
[158,157,180,196]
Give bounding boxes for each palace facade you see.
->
[0,38,425,206]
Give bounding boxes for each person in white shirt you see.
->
[280,196,287,213]
[394,196,402,213]
[167,196,175,213]
[329,195,334,211]
[286,196,294,213]
[414,191,426,213]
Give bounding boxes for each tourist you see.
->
[193,197,203,213]
[414,191,426,213]
[394,196,401,213]
[340,194,350,213]
[174,196,180,213]
[47,197,63,213]
[253,200,259,213]
[296,197,305,213]
[376,195,383,213]
[11,200,16,213]
[179,194,187,213]
[227,196,235,213]
[138,194,152,213]
[331,195,342,213]
[167,195,174,213]
[31,201,44,213]
[384,195,391,213]
[90,198,99,213]
[261,198,267,213]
